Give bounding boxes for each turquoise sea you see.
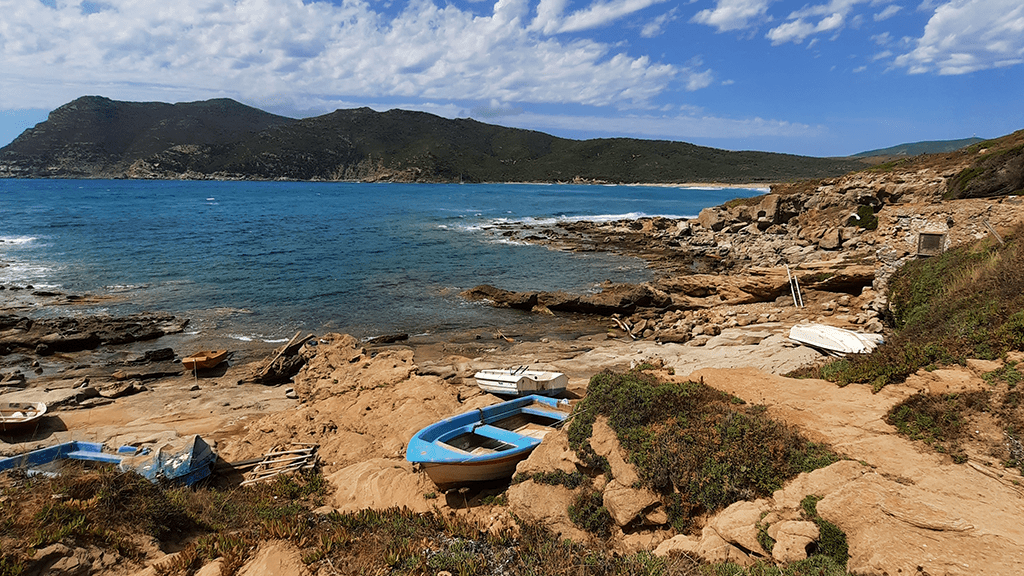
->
[0,180,762,343]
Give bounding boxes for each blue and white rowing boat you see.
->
[0,435,216,487]
[406,395,571,488]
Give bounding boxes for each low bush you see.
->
[568,370,840,523]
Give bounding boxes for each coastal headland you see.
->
[3,131,1024,575]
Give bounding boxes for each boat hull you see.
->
[182,350,228,371]
[0,402,47,433]
[406,395,570,488]
[789,324,883,355]
[474,369,568,397]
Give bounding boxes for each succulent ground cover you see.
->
[567,369,840,531]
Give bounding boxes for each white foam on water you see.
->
[677,186,771,193]
[488,212,696,226]
[0,236,37,246]
[488,237,530,246]
[105,283,150,292]
[0,260,57,285]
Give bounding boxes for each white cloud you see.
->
[691,0,772,32]
[765,19,818,44]
[895,0,1024,74]
[0,0,686,112]
[874,4,902,20]
[853,64,868,71]
[559,0,667,33]
[686,69,715,90]
[766,0,869,44]
[641,7,680,37]
[498,110,822,140]
[530,0,665,34]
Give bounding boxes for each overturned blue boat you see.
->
[0,434,215,487]
[406,395,571,488]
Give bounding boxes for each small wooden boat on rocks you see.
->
[182,350,228,372]
[406,395,571,488]
[474,367,568,397]
[788,324,884,355]
[0,401,47,433]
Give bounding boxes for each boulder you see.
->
[696,207,728,231]
[459,285,538,310]
[507,479,589,542]
[515,428,582,476]
[707,500,768,558]
[327,459,436,513]
[694,525,756,566]
[818,229,842,250]
[653,533,700,557]
[770,521,819,563]
[589,417,639,485]
[754,194,781,224]
[602,479,661,527]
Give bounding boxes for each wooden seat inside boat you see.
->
[443,431,515,455]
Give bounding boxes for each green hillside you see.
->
[850,137,984,159]
[0,96,863,183]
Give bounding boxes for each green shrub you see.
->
[800,495,849,568]
[885,392,990,463]
[513,470,587,489]
[846,204,878,230]
[568,491,612,536]
[568,370,840,519]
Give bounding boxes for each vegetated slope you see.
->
[771,128,1024,204]
[0,96,296,177]
[849,137,984,159]
[944,130,1024,199]
[563,369,839,529]
[812,222,1024,391]
[0,96,864,183]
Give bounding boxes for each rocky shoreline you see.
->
[3,156,1024,574]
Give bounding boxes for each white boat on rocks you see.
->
[788,323,884,355]
[474,367,568,397]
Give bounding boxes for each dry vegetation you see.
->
[1,369,855,576]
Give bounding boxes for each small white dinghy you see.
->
[788,324,884,355]
[474,366,568,397]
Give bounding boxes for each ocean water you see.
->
[0,180,762,342]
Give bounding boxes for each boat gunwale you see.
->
[406,395,569,465]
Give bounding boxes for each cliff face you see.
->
[0,96,865,183]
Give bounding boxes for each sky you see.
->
[0,0,1022,157]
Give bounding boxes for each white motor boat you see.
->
[474,366,568,396]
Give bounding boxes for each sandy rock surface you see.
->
[689,368,1024,575]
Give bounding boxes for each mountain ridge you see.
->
[0,96,865,183]
[850,137,985,159]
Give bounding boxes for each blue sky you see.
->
[0,0,1021,156]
